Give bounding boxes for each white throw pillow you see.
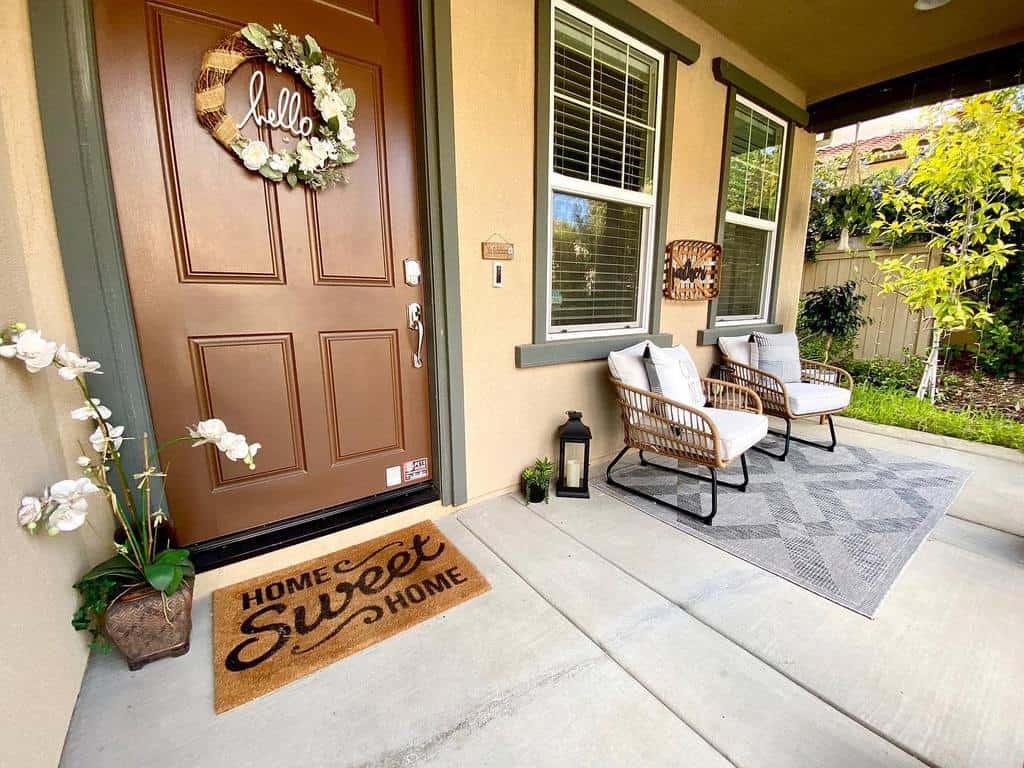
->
[751,331,802,383]
[607,340,652,391]
[643,344,705,407]
[717,335,751,366]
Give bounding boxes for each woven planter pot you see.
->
[104,579,193,671]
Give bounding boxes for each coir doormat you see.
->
[212,521,490,712]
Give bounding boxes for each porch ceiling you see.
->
[673,0,1024,103]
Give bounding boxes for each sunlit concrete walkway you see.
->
[61,421,1024,767]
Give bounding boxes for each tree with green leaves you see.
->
[799,281,869,363]
[871,90,1024,401]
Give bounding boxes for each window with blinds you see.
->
[716,96,788,324]
[547,1,663,338]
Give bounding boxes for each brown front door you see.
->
[92,0,434,544]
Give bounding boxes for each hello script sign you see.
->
[212,522,490,712]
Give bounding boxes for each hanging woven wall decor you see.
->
[663,239,722,301]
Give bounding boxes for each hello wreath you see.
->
[194,23,358,191]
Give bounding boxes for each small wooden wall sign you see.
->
[663,239,722,301]
[481,241,514,260]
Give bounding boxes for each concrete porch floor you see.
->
[61,420,1024,767]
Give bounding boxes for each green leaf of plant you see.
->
[303,35,322,65]
[144,563,176,593]
[78,554,141,583]
[241,23,271,49]
[339,87,356,110]
[153,548,191,566]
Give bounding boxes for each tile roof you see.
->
[816,129,926,160]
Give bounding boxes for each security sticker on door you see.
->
[403,457,429,482]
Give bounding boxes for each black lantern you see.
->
[556,411,591,498]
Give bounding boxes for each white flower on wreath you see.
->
[0,328,57,373]
[315,90,347,123]
[89,424,125,453]
[71,398,112,422]
[55,345,102,379]
[240,140,271,171]
[308,64,328,91]
[17,496,44,528]
[268,153,292,174]
[310,137,337,163]
[47,478,99,533]
[296,139,325,172]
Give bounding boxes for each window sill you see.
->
[696,323,782,346]
[515,332,673,368]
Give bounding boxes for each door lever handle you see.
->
[407,302,424,369]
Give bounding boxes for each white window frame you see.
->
[545,0,665,341]
[716,94,788,327]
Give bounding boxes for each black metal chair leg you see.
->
[754,413,840,459]
[753,418,792,461]
[639,453,749,491]
[605,445,729,525]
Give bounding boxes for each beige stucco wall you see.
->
[450,0,814,501]
[0,2,113,766]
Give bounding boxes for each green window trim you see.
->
[712,58,809,128]
[520,0,690,368]
[701,87,796,345]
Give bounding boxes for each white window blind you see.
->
[547,1,663,338]
[716,95,787,324]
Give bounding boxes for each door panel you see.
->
[93,0,432,544]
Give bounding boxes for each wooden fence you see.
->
[800,242,940,360]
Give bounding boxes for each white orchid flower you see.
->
[17,496,44,528]
[0,328,57,373]
[71,398,112,422]
[46,478,99,533]
[76,456,92,468]
[55,345,102,379]
[89,424,125,453]
[216,432,260,469]
[188,418,228,446]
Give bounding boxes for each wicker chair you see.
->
[607,345,766,524]
[717,335,853,460]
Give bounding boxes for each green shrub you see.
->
[797,281,869,363]
[846,385,1024,451]
[844,352,925,392]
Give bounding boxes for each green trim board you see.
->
[703,87,795,345]
[517,333,673,368]
[570,0,700,64]
[696,323,781,346]
[417,0,468,506]
[29,0,468,517]
[524,0,686,368]
[712,58,809,128]
[28,0,155,483]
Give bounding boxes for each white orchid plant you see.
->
[2,321,260,645]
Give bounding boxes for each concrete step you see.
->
[458,495,926,768]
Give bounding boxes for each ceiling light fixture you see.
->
[914,0,952,10]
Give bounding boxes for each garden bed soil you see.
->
[939,372,1024,422]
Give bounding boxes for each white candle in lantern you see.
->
[565,459,581,488]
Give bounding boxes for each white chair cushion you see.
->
[750,331,802,383]
[608,340,652,391]
[643,344,705,407]
[786,382,851,415]
[717,335,751,366]
[701,407,768,460]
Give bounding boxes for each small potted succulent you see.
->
[521,457,554,504]
[3,321,261,669]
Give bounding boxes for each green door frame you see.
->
[27,0,468,522]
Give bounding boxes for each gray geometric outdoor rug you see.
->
[594,438,970,617]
